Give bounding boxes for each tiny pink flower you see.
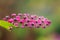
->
[37,19,42,24]
[42,25,46,28]
[18,13,22,16]
[5,16,10,19]
[35,24,40,28]
[20,19,25,24]
[16,16,20,21]
[8,18,14,23]
[23,16,28,20]
[30,15,35,19]
[11,13,16,16]
[46,20,51,26]
[16,16,20,18]
[14,23,19,27]
[40,16,44,20]
[3,18,6,21]
[28,22,35,28]
[24,23,28,26]
[13,18,17,21]
[25,19,30,23]
[23,13,29,16]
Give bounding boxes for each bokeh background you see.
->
[0,0,60,40]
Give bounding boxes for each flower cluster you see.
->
[3,13,51,29]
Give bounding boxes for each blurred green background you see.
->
[18,0,60,40]
[0,0,60,40]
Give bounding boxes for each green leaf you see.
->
[0,20,15,31]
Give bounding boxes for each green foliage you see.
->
[0,20,15,31]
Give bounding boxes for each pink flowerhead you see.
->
[3,13,51,29]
